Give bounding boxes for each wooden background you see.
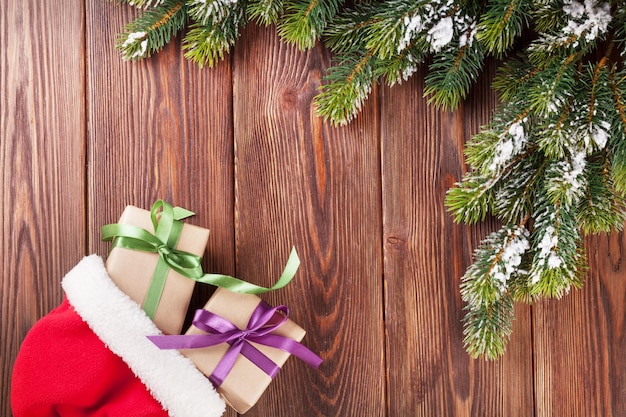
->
[1,1,625,416]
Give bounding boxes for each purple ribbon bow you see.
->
[147,301,323,387]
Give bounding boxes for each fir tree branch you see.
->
[446,172,496,224]
[493,153,547,224]
[528,52,579,116]
[461,224,530,308]
[535,100,574,159]
[475,0,530,57]
[188,0,240,25]
[528,199,586,298]
[587,57,607,124]
[463,294,514,360]
[578,153,626,234]
[377,39,427,86]
[182,0,246,67]
[461,224,530,359]
[315,50,376,125]
[114,0,166,8]
[531,0,565,33]
[464,104,533,175]
[183,22,241,67]
[323,11,381,54]
[278,0,343,49]
[608,68,626,194]
[116,0,187,60]
[492,57,544,101]
[424,34,485,109]
[248,0,285,25]
[362,2,428,60]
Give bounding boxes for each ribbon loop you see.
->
[147,300,323,387]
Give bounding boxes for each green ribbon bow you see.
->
[101,200,300,319]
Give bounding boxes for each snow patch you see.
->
[590,120,610,149]
[399,15,423,52]
[427,17,454,52]
[491,227,530,290]
[488,120,528,173]
[562,0,611,44]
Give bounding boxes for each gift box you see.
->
[104,203,210,335]
[178,288,314,414]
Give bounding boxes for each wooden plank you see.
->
[86,2,236,299]
[86,6,236,417]
[1,1,86,415]
[533,231,626,416]
[232,25,385,416]
[381,63,535,416]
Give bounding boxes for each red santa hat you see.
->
[11,255,226,417]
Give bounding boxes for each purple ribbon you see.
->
[147,301,323,387]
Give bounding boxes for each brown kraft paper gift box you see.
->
[181,288,306,414]
[105,205,210,335]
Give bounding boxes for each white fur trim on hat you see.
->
[62,255,225,417]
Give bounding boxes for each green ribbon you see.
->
[102,200,203,319]
[195,246,300,294]
[101,200,300,319]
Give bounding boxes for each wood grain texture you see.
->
[86,6,236,415]
[381,63,534,416]
[232,25,385,416]
[86,3,236,414]
[0,2,86,415]
[533,231,626,417]
[3,2,626,416]
[86,1,236,318]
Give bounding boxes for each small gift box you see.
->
[148,288,323,413]
[102,201,210,335]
